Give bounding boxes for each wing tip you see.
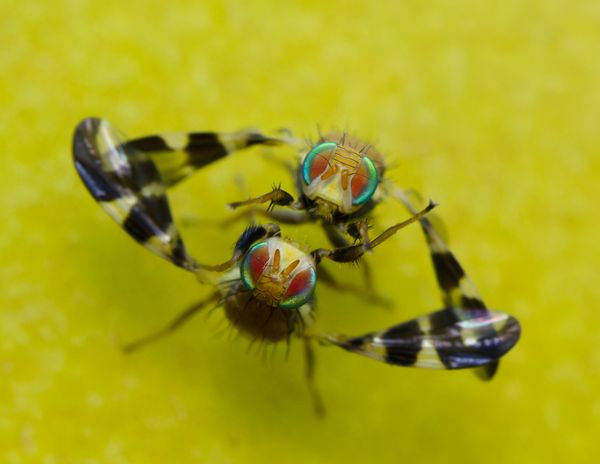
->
[474,360,499,381]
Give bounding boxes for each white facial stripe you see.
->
[304,172,356,214]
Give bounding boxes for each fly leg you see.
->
[303,336,325,418]
[229,184,300,212]
[312,201,437,265]
[123,292,221,353]
[346,219,373,251]
[196,223,282,272]
[322,223,383,303]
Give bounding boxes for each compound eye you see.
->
[240,241,270,290]
[350,156,378,205]
[280,267,317,310]
[301,142,337,185]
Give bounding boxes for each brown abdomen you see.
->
[224,291,295,342]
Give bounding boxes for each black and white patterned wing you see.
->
[73,117,288,270]
[320,307,520,369]
[388,186,521,378]
[121,126,285,187]
[73,117,196,270]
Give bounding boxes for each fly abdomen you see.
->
[223,291,296,342]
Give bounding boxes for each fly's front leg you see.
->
[228,184,301,212]
[312,201,437,265]
[196,223,281,273]
[346,219,373,251]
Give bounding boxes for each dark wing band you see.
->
[73,117,196,270]
[321,307,520,369]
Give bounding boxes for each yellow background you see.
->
[1,0,599,462]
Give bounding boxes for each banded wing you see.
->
[320,307,520,369]
[387,185,521,378]
[73,117,197,270]
[73,117,285,270]
[121,126,284,187]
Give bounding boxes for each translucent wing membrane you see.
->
[123,130,284,187]
[385,184,521,378]
[73,117,196,270]
[321,308,520,369]
[388,187,483,310]
[73,117,286,270]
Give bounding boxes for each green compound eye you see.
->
[350,156,378,205]
[302,142,337,185]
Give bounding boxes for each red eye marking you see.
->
[310,154,330,181]
[285,268,314,299]
[248,244,270,281]
[350,156,378,206]
[351,163,370,197]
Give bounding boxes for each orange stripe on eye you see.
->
[320,165,337,180]
[341,170,349,190]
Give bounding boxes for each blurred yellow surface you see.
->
[1,0,599,462]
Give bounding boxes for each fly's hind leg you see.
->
[122,292,221,354]
[303,336,325,417]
